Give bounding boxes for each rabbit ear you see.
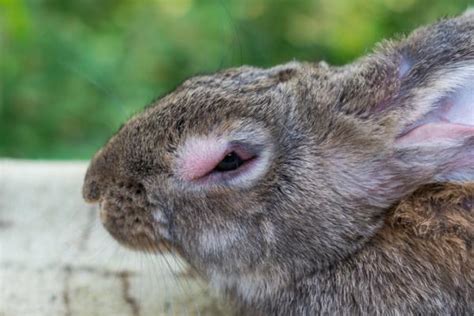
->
[393,62,474,183]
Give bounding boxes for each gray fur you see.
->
[83,12,473,315]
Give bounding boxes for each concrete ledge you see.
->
[0,160,229,316]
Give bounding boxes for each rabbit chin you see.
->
[208,269,281,304]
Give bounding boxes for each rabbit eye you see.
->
[177,136,270,186]
[215,152,245,172]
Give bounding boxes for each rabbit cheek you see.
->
[197,225,242,259]
[177,216,266,274]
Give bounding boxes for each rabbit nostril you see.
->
[83,180,101,203]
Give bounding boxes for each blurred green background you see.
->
[0,0,471,159]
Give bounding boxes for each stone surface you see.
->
[0,160,229,316]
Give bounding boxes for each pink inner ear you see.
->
[396,85,474,147]
[445,86,474,125]
[396,122,473,146]
[178,138,228,181]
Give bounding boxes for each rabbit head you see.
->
[83,13,473,294]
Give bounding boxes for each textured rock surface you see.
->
[0,160,228,316]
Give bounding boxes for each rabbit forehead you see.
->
[103,82,292,187]
[124,69,303,156]
[144,82,284,132]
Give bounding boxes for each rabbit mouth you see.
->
[99,199,172,254]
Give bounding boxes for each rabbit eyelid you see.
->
[174,132,273,189]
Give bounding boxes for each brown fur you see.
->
[388,183,473,244]
[377,184,473,288]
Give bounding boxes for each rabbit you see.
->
[82,11,474,315]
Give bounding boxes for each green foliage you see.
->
[0,0,471,159]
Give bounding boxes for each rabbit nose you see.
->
[83,177,101,203]
[83,149,109,204]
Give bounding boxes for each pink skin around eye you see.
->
[177,138,255,182]
[178,138,227,181]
